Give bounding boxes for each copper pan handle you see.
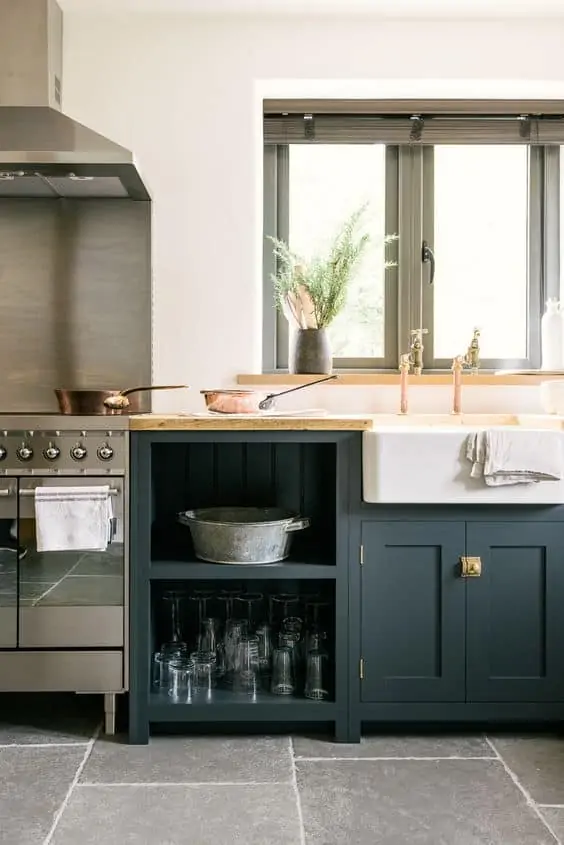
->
[120,385,189,397]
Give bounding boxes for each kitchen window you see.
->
[263,102,564,372]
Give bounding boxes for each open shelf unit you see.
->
[129,430,356,744]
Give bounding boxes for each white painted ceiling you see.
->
[58,0,564,17]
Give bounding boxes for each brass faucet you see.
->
[409,328,428,375]
[463,328,481,373]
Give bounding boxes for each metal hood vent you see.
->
[0,0,150,200]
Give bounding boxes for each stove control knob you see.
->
[0,446,6,461]
[97,443,114,462]
[17,444,33,462]
[43,442,60,461]
[70,444,87,461]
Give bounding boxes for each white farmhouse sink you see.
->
[363,425,564,504]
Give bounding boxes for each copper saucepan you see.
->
[201,375,337,414]
[55,385,190,415]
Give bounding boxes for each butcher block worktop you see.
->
[129,413,374,430]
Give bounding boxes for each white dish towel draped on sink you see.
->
[34,486,114,552]
[466,429,563,486]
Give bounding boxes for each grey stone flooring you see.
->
[2,701,564,842]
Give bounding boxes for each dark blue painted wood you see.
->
[360,521,466,703]
[128,432,151,744]
[466,521,564,703]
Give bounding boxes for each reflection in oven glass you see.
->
[19,547,124,607]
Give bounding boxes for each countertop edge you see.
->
[128,414,373,431]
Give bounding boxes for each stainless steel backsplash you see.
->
[0,198,151,411]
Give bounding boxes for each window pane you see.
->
[432,146,529,360]
[561,147,564,302]
[288,145,387,359]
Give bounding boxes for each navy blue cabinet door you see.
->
[466,522,564,703]
[361,521,466,703]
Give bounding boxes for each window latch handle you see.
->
[421,240,435,285]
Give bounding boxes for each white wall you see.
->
[62,13,564,413]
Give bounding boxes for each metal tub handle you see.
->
[0,488,14,497]
[285,516,310,532]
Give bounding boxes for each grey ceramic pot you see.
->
[289,328,332,375]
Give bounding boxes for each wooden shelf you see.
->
[149,689,335,722]
[150,559,336,580]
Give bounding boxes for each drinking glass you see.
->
[199,617,220,653]
[269,594,300,630]
[305,597,330,628]
[255,622,273,675]
[217,589,241,627]
[156,643,189,688]
[305,625,328,656]
[189,590,215,631]
[161,589,188,646]
[191,650,217,697]
[168,657,195,702]
[281,616,304,637]
[235,635,260,693]
[270,646,295,696]
[235,593,264,630]
[224,619,245,676]
[304,649,329,701]
[279,630,302,678]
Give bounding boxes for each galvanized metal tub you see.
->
[177,507,310,565]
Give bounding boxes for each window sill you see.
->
[237,373,562,387]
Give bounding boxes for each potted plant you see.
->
[269,207,393,374]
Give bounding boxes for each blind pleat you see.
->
[264,115,564,145]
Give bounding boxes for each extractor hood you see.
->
[0,0,150,200]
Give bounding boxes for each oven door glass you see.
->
[0,480,17,647]
[17,478,125,648]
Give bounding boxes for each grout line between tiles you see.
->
[289,737,307,845]
[42,722,101,845]
[77,780,293,788]
[0,742,90,749]
[294,755,498,762]
[485,736,562,845]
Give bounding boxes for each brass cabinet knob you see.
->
[460,556,482,577]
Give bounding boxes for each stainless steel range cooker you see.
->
[0,415,129,735]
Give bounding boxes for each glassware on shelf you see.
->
[271,646,295,696]
[305,625,328,656]
[255,623,273,675]
[222,619,246,684]
[281,616,304,637]
[189,590,215,631]
[198,617,220,654]
[154,643,189,689]
[278,631,301,681]
[235,593,264,630]
[305,597,331,628]
[168,657,195,703]
[217,589,241,627]
[161,589,188,646]
[235,635,260,694]
[304,648,329,701]
[269,594,300,630]
[191,650,217,698]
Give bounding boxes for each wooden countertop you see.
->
[129,413,374,431]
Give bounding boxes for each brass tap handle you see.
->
[464,328,481,373]
[409,328,428,375]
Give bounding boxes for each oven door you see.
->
[0,479,17,647]
[18,478,125,648]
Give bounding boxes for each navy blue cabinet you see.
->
[360,521,466,703]
[466,522,564,704]
[356,513,564,729]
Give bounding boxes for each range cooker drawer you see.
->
[19,607,124,648]
[0,651,124,692]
